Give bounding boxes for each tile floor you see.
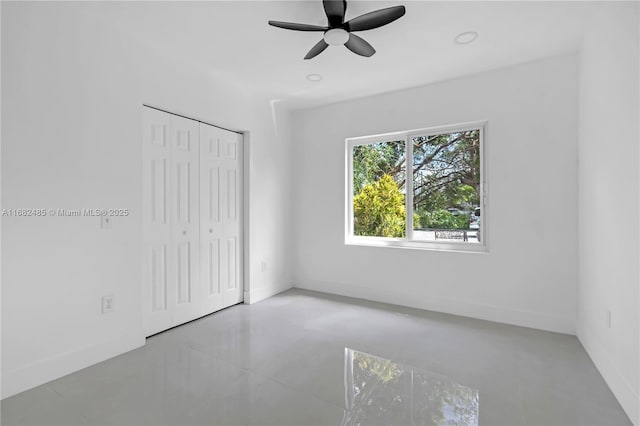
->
[1,289,632,426]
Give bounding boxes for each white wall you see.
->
[244,99,295,304]
[1,2,293,398]
[576,3,639,425]
[292,54,579,334]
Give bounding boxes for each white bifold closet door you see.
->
[199,124,243,313]
[142,107,242,337]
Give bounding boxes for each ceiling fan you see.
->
[268,0,406,60]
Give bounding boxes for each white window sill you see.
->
[345,237,488,254]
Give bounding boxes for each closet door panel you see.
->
[220,130,243,307]
[171,116,201,325]
[142,108,173,336]
[199,124,225,314]
[200,125,243,313]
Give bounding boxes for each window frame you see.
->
[345,121,488,253]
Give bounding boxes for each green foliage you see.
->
[413,212,421,229]
[354,174,406,238]
[412,130,480,212]
[353,142,404,194]
[449,184,478,210]
[419,209,470,230]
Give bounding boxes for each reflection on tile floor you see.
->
[343,349,479,426]
[1,289,633,426]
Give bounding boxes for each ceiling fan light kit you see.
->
[324,28,349,46]
[268,0,406,59]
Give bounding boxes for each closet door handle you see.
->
[209,229,213,233]
[182,230,187,236]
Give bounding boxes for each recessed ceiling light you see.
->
[306,73,322,82]
[454,31,478,45]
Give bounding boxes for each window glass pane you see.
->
[352,140,406,238]
[412,130,481,243]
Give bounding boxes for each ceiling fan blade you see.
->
[346,5,406,32]
[304,39,329,60]
[268,21,328,31]
[345,33,375,57]
[323,0,347,27]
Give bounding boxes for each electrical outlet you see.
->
[261,261,267,272]
[101,215,112,229]
[102,295,114,314]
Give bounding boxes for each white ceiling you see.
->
[113,1,593,109]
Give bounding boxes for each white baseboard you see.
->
[1,331,144,400]
[294,279,576,334]
[243,281,293,305]
[577,325,639,426]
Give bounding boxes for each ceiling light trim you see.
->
[454,31,478,45]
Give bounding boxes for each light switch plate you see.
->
[101,215,112,229]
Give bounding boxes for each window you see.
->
[346,122,486,251]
